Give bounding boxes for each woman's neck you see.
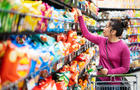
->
[108,36,120,42]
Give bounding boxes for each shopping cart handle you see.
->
[90,74,136,77]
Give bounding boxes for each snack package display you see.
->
[0,0,100,89]
[0,40,31,85]
[47,8,65,33]
[33,76,57,90]
[0,0,97,33]
[56,80,67,90]
[53,71,71,87]
[67,30,77,43]
[56,33,67,43]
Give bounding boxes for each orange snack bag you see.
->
[0,40,31,85]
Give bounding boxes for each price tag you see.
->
[84,44,86,51]
[77,51,79,56]
[91,12,94,16]
[86,43,88,49]
[73,24,75,30]
[88,9,90,14]
[78,24,80,30]
[72,0,75,4]
[67,23,69,30]
[57,60,63,70]
[80,4,82,9]
[89,42,91,48]
[27,78,35,90]
[60,24,63,29]
[74,52,77,57]
[69,54,72,61]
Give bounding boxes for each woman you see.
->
[76,9,130,90]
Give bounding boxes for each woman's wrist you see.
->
[76,9,82,17]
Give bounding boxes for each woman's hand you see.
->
[75,8,82,17]
[100,68,108,75]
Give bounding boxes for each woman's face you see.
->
[103,22,112,37]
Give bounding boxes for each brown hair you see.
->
[109,17,129,37]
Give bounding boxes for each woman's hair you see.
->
[109,17,129,37]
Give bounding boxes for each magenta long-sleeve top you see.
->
[78,16,130,81]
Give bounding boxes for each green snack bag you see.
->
[64,0,71,5]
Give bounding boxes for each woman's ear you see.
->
[111,30,117,36]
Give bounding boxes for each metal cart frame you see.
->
[88,74,138,90]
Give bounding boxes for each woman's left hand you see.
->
[100,68,108,75]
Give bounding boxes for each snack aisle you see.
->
[0,0,99,89]
[0,0,140,90]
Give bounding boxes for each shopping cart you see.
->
[87,74,138,90]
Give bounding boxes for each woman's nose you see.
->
[103,28,106,31]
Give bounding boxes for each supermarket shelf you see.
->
[98,7,140,12]
[87,0,98,7]
[78,4,99,21]
[0,25,101,36]
[129,17,140,20]
[98,17,140,21]
[78,56,93,79]
[129,25,140,28]
[133,58,140,61]
[87,26,103,31]
[2,41,94,89]
[95,25,139,29]
[129,42,140,45]
[131,50,140,52]
[0,9,75,23]
[45,0,99,21]
[0,9,99,35]
[128,34,140,36]
[0,31,69,36]
[43,0,73,9]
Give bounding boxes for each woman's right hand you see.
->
[75,8,82,17]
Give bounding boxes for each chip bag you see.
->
[0,40,31,85]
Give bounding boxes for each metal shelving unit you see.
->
[45,0,99,21]
[2,41,95,89]
[98,7,140,12]
[129,25,140,28]
[129,42,140,45]
[0,1,99,89]
[128,34,140,36]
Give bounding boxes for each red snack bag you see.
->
[59,65,70,72]
[33,76,56,90]
[68,71,79,86]
[63,42,71,56]
[76,37,86,45]
[56,81,67,90]
[69,41,80,53]
[0,40,31,85]
[57,33,67,43]
[67,30,77,43]
[78,79,83,86]
[69,61,77,73]
[71,71,79,81]
[76,53,87,62]
[77,61,86,69]
[71,8,78,23]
